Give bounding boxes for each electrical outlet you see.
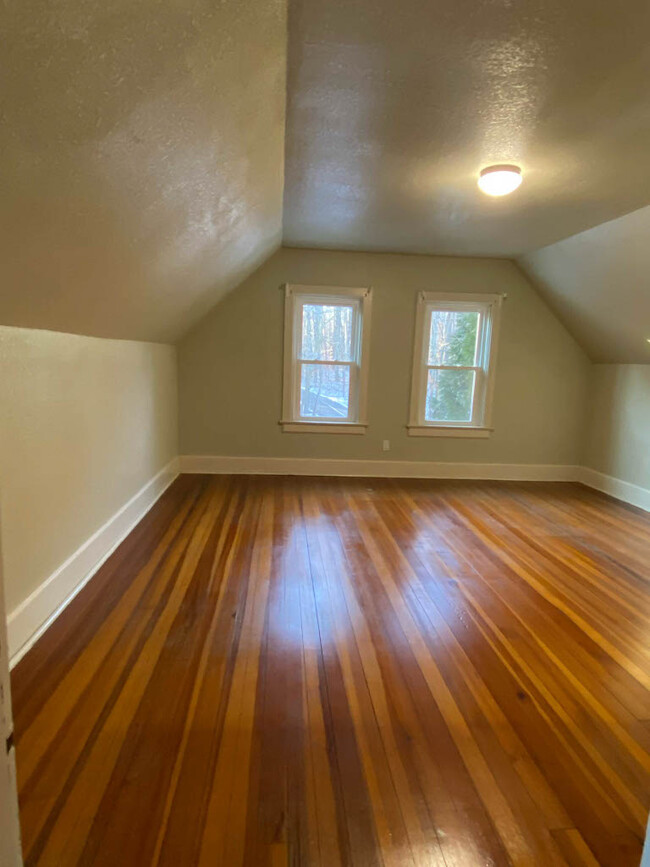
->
[382,440,390,452]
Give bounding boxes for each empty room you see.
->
[1,0,650,865]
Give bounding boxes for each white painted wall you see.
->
[0,327,178,658]
[519,204,650,364]
[179,247,591,467]
[0,532,22,866]
[583,364,650,498]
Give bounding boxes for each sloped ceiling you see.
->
[284,0,650,257]
[0,0,287,343]
[1,0,649,361]
[519,205,650,364]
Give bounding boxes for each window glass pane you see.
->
[300,304,354,361]
[425,369,475,423]
[428,310,479,366]
[300,364,350,418]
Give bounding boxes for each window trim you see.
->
[408,291,503,438]
[281,284,372,433]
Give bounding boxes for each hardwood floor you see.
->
[11,474,650,866]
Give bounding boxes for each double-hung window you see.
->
[281,285,372,433]
[408,292,502,437]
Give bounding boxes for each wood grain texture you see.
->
[11,474,650,866]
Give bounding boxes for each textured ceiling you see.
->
[283,0,650,257]
[0,0,287,343]
[519,205,650,364]
[2,0,649,356]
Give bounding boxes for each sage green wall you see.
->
[583,365,650,490]
[178,248,590,465]
[0,327,178,615]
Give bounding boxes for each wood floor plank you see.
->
[11,475,650,866]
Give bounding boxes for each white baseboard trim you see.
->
[180,454,579,482]
[577,466,650,513]
[10,457,644,667]
[8,457,180,668]
[180,455,650,513]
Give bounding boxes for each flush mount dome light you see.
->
[478,164,522,196]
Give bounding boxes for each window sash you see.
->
[296,360,357,422]
[298,298,358,364]
[421,304,487,426]
[296,359,355,365]
[284,289,369,425]
[422,365,482,425]
[410,294,501,430]
[424,364,481,372]
[294,299,360,421]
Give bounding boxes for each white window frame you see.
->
[281,284,372,433]
[408,291,503,438]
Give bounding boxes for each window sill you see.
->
[407,426,492,439]
[281,421,368,434]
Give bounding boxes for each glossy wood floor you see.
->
[11,474,650,866]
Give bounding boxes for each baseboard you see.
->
[8,457,180,668]
[182,455,650,512]
[577,466,650,513]
[179,454,579,482]
[9,457,645,666]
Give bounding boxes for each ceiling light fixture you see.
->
[478,164,522,197]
